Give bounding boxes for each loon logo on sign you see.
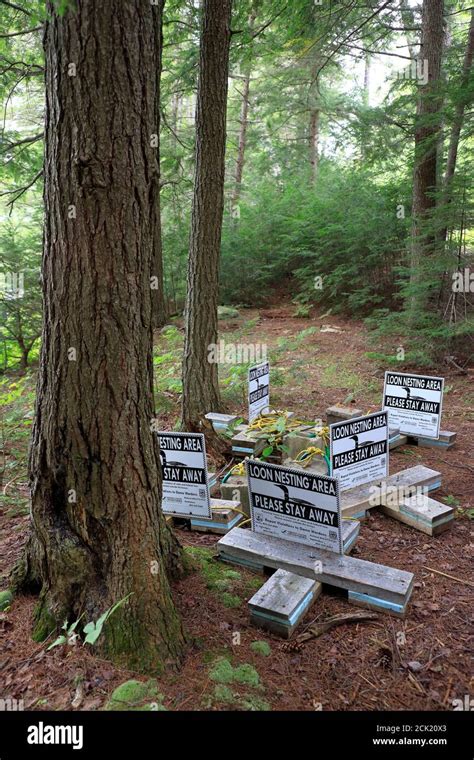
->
[157,432,211,518]
[330,411,389,491]
[383,372,444,439]
[246,460,342,554]
[248,362,270,422]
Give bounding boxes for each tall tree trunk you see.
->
[151,0,168,328]
[181,0,232,429]
[231,7,256,217]
[399,0,419,61]
[363,53,370,105]
[408,0,444,315]
[440,8,474,241]
[309,107,320,185]
[12,0,186,674]
[231,68,251,216]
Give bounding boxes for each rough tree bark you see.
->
[12,0,186,673]
[408,0,444,315]
[151,0,168,328]
[181,0,232,429]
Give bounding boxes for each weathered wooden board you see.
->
[205,412,239,432]
[379,494,454,536]
[217,527,414,616]
[220,519,360,573]
[326,405,363,426]
[341,465,442,519]
[190,498,245,535]
[231,430,266,457]
[249,569,322,638]
[220,475,250,516]
[407,430,457,449]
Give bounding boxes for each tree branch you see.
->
[0,25,42,38]
[0,0,31,15]
[1,132,43,153]
[0,169,43,210]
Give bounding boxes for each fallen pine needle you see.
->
[423,566,474,587]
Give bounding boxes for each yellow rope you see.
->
[229,461,246,477]
[293,446,325,467]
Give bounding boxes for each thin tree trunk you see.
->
[363,53,370,105]
[151,0,168,328]
[231,69,251,216]
[231,7,256,217]
[309,108,320,185]
[399,0,419,61]
[181,0,232,429]
[408,0,444,315]
[12,0,186,673]
[440,8,474,241]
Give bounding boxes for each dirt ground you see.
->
[1,305,473,711]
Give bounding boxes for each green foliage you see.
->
[47,593,133,650]
[0,589,13,611]
[250,640,271,657]
[105,680,166,711]
[209,657,261,689]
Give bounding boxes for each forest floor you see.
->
[1,304,473,712]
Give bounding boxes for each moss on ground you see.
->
[184,547,242,607]
[105,679,167,711]
[251,640,271,657]
[0,590,13,611]
[204,657,270,711]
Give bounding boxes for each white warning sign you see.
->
[246,460,342,554]
[383,372,444,439]
[330,411,389,491]
[248,362,270,422]
[157,432,211,517]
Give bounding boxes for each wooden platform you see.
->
[379,494,455,536]
[218,527,414,617]
[249,569,321,638]
[407,430,457,450]
[326,405,363,426]
[189,499,245,535]
[341,465,442,520]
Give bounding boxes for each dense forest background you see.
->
[1,0,473,372]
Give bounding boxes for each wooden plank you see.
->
[219,520,359,573]
[231,430,266,457]
[249,569,322,638]
[326,405,363,426]
[220,475,250,516]
[205,413,239,432]
[190,498,245,535]
[341,465,442,519]
[379,494,454,536]
[217,527,414,614]
[407,430,457,449]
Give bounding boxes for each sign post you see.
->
[157,432,211,518]
[383,372,444,439]
[248,362,270,422]
[330,411,389,491]
[246,460,342,554]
